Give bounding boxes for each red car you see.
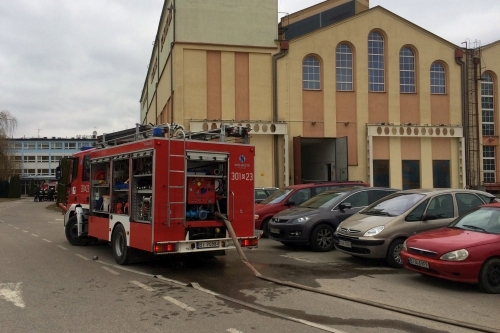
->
[400,203,500,293]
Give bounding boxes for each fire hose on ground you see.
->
[215,212,498,333]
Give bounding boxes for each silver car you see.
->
[334,189,497,268]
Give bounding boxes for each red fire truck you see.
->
[57,123,258,264]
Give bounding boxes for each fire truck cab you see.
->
[57,124,258,264]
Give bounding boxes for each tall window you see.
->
[368,32,384,92]
[482,73,494,136]
[303,56,320,90]
[402,160,420,190]
[430,62,446,94]
[483,146,496,183]
[336,44,353,91]
[400,48,415,93]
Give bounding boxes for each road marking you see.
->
[0,282,25,308]
[43,239,51,243]
[75,254,90,260]
[101,267,120,275]
[22,230,28,233]
[31,234,38,237]
[227,329,244,333]
[57,245,68,250]
[163,296,196,312]
[14,227,19,229]
[280,254,315,263]
[130,280,155,292]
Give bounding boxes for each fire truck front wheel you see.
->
[65,216,88,246]
[112,224,130,265]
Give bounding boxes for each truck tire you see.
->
[65,216,88,246]
[112,224,130,265]
[309,224,335,252]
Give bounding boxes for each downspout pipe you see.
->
[455,49,467,188]
[155,37,160,125]
[272,41,288,188]
[170,0,176,124]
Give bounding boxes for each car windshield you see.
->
[362,193,425,217]
[260,188,293,204]
[299,191,347,209]
[449,207,500,234]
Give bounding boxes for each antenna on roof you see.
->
[36,126,42,138]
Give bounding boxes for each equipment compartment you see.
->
[131,151,153,222]
[90,158,111,215]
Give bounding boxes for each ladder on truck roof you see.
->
[96,123,251,148]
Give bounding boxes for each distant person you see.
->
[34,187,40,202]
[39,187,44,202]
[48,188,55,201]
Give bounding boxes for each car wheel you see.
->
[64,216,88,246]
[478,258,500,294]
[261,218,271,238]
[112,224,130,265]
[310,224,334,252]
[385,238,405,268]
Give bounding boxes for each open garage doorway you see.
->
[293,137,348,184]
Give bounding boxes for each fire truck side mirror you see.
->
[55,167,61,180]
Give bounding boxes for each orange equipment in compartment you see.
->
[187,177,216,204]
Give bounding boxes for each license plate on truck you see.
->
[196,241,219,249]
[408,257,429,269]
[339,239,351,248]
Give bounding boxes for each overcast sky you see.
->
[1,1,498,139]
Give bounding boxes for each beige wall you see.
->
[173,44,277,187]
[176,0,277,48]
[139,2,497,189]
[277,7,463,188]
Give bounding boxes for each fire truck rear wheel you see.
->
[112,224,130,265]
[65,216,88,246]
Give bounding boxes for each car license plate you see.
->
[408,257,429,269]
[270,228,280,234]
[196,241,219,249]
[339,239,351,248]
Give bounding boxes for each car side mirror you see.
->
[422,213,437,221]
[339,202,352,210]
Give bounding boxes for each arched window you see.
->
[430,62,446,94]
[303,56,320,90]
[368,32,384,92]
[336,44,353,91]
[482,73,494,136]
[400,48,415,93]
